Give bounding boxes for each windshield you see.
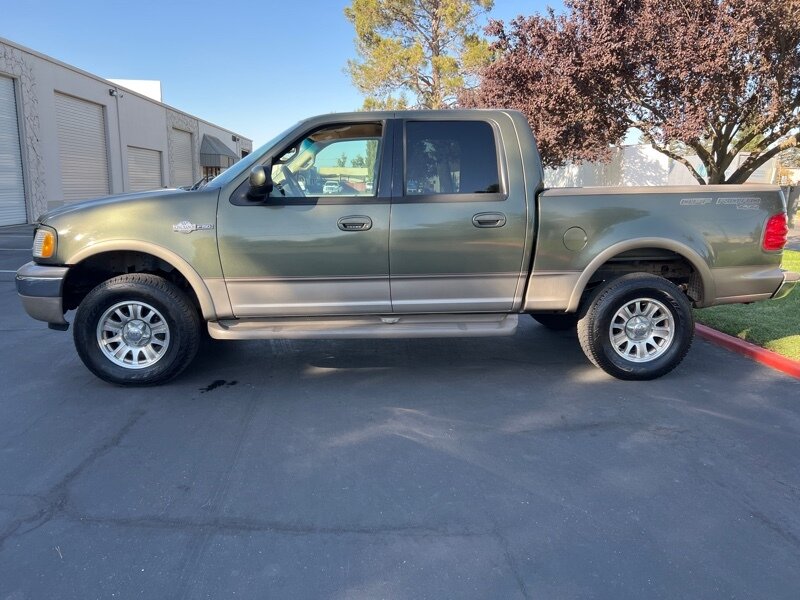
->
[206,123,298,189]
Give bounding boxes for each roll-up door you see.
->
[55,93,110,202]
[127,146,162,192]
[171,128,193,187]
[0,75,26,225]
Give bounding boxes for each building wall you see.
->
[0,37,252,222]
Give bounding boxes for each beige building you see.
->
[0,37,252,226]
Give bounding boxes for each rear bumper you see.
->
[15,262,69,326]
[772,270,800,300]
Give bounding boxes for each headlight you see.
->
[32,228,56,259]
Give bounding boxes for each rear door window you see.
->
[404,121,500,196]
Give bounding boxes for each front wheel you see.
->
[577,273,694,380]
[73,274,201,385]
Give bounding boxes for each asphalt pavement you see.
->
[1,225,799,599]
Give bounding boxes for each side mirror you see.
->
[247,165,273,200]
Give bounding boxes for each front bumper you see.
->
[772,270,800,300]
[15,262,69,326]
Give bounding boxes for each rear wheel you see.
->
[73,274,201,385]
[577,273,694,380]
[531,313,579,331]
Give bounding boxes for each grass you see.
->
[694,250,800,361]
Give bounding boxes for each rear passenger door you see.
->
[389,116,528,313]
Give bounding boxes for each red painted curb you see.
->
[695,323,800,379]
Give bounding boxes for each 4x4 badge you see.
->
[172,221,214,234]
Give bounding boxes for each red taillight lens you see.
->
[763,213,788,252]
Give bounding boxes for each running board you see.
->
[208,313,518,340]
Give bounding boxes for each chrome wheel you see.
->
[96,301,170,369]
[609,297,674,363]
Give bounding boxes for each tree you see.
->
[782,147,800,169]
[345,0,494,109]
[468,0,800,184]
[366,139,379,181]
[336,153,349,168]
[351,155,367,168]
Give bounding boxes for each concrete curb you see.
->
[696,323,800,380]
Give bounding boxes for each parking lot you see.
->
[1,225,799,599]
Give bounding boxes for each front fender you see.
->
[66,240,227,320]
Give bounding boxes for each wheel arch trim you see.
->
[66,240,222,320]
[567,238,715,312]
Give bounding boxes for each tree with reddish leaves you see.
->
[467,0,800,184]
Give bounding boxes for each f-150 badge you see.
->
[173,221,214,234]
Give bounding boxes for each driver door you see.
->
[217,120,393,317]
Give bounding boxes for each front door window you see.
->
[270,123,382,199]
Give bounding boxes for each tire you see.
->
[531,313,579,331]
[577,273,694,381]
[73,274,201,385]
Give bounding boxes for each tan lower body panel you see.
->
[208,313,519,340]
[522,271,581,312]
[390,273,520,313]
[709,265,784,305]
[204,278,234,319]
[224,276,391,317]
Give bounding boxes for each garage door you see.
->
[170,128,193,187]
[55,93,109,202]
[127,146,162,192]
[0,75,26,226]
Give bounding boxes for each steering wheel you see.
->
[278,165,305,197]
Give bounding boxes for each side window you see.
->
[271,123,382,198]
[405,121,500,196]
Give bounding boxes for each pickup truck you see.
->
[16,110,798,385]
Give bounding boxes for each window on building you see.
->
[405,121,500,196]
[203,166,221,179]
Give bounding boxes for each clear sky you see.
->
[2,0,563,146]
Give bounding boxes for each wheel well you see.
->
[582,248,704,307]
[63,251,202,313]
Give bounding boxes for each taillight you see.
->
[762,213,788,252]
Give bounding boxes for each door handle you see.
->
[337,215,373,232]
[472,212,507,228]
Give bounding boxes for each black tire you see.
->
[577,273,694,380]
[73,274,201,385]
[531,313,579,331]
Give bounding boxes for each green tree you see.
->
[351,155,367,168]
[366,139,379,182]
[345,0,494,109]
[336,152,349,168]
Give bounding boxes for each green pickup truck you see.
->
[16,110,798,385]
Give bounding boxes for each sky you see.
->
[1,0,563,146]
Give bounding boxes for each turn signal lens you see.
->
[762,213,788,252]
[32,229,55,258]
